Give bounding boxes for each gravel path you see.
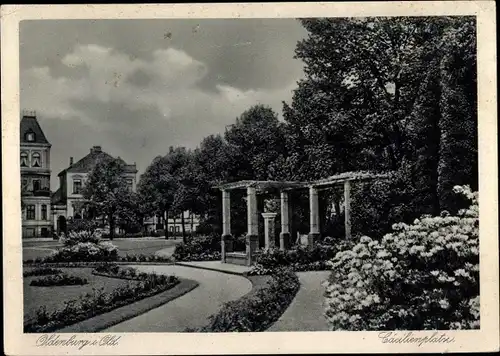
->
[268,271,331,331]
[103,265,252,332]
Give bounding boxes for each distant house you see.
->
[51,146,138,235]
[144,210,201,235]
[20,112,53,238]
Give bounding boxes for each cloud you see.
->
[21,43,300,187]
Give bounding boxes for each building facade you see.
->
[144,210,201,235]
[20,112,53,238]
[51,146,138,235]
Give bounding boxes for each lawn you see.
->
[22,238,181,261]
[23,267,140,323]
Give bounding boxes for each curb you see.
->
[53,279,199,333]
[174,261,249,276]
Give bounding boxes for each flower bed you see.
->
[23,267,63,277]
[92,264,177,283]
[30,274,88,287]
[323,185,479,330]
[248,240,354,275]
[24,254,173,267]
[190,268,299,332]
[173,235,221,262]
[24,267,180,333]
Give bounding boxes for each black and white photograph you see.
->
[2,2,498,355]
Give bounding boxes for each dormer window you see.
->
[25,131,35,142]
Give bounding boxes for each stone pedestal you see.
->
[262,212,277,250]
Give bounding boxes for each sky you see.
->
[20,19,308,189]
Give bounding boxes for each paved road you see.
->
[103,265,252,332]
[268,271,331,331]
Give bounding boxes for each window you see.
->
[73,179,82,194]
[126,178,133,192]
[31,152,41,167]
[33,179,40,191]
[169,226,174,232]
[25,132,35,142]
[41,205,47,220]
[21,179,28,192]
[175,226,180,233]
[27,205,36,220]
[20,152,28,167]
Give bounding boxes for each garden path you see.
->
[268,271,330,331]
[102,265,252,332]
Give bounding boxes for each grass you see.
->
[23,268,140,323]
[57,278,199,332]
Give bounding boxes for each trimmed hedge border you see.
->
[23,261,176,268]
[187,268,300,332]
[56,278,199,333]
[30,274,88,287]
[24,268,180,333]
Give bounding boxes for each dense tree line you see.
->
[83,17,477,240]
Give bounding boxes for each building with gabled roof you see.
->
[52,145,138,234]
[20,111,53,238]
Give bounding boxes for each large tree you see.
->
[82,157,131,240]
[136,155,176,239]
[283,17,477,237]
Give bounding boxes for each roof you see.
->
[20,114,50,145]
[215,171,392,191]
[51,188,65,205]
[58,146,138,177]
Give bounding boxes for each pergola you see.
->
[214,171,390,266]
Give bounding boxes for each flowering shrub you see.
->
[59,230,101,246]
[173,234,221,261]
[248,240,355,275]
[324,185,479,330]
[191,268,299,332]
[30,273,88,287]
[24,271,180,332]
[42,241,118,263]
[23,267,63,277]
[92,264,177,284]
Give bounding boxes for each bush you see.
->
[324,185,479,330]
[42,241,119,263]
[248,240,354,275]
[23,267,63,277]
[59,230,101,246]
[173,234,221,261]
[30,273,88,286]
[24,271,180,332]
[67,219,99,233]
[93,264,178,285]
[194,268,299,332]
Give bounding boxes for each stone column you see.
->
[221,190,233,262]
[262,212,277,250]
[246,186,259,266]
[247,187,258,237]
[280,191,291,250]
[308,186,320,246]
[344,180,352,240]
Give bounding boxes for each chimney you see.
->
[70,157,74,166]
[90,146,102,153]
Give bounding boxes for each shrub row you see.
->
[24,253,173,266]
[30,274,88,287]
[23,267,63,277]
[191,268,300,332]
[248,239,355,275]
[324,185,479,330]
[24,270,180,333]
[92,264,177,283]
[173,235,221,262]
